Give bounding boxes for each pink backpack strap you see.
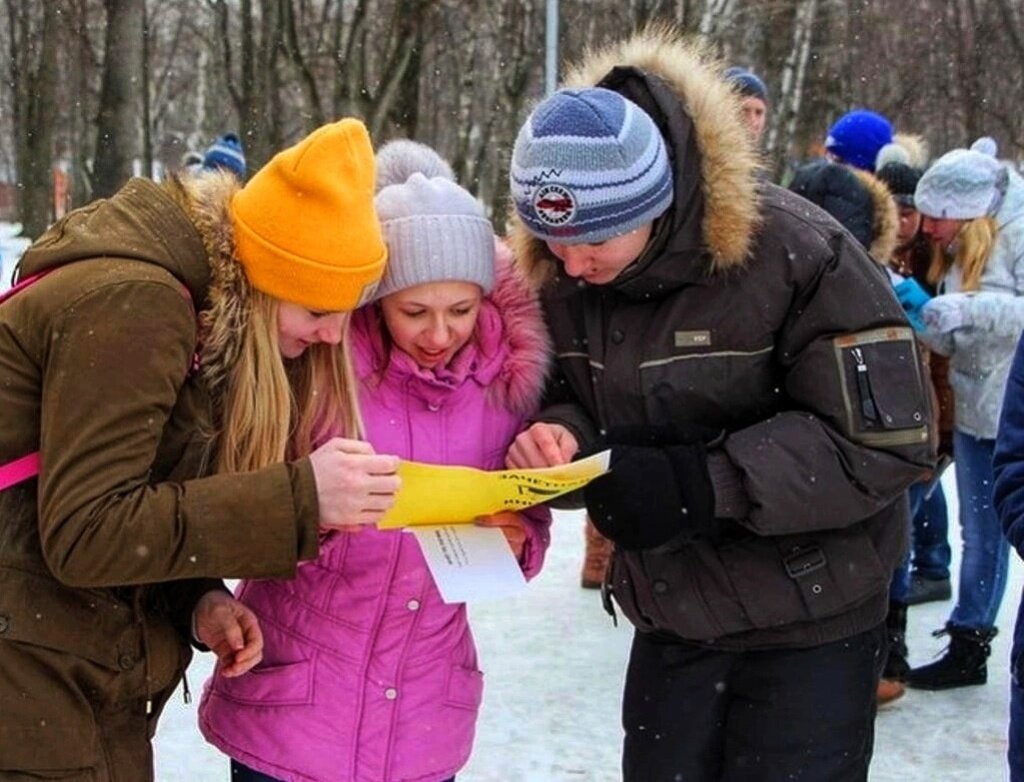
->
[0,452,40,491]
[0,267,199,492]
[0,269,52,305]
[0,272,50,489]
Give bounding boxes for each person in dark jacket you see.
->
[788,146,920,706]
[506,30,934,781]
[723,66,769,142]
[0,119,399,780]
[993,333,1024,782]
[876,147,956,609]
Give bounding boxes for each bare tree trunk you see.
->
[141,0,153,178]
[766,0,817,181]
[698,0,735,37]
[92,0,145,198]
[6,0,59,237]
[995,0,1024,72]
[281,0,325,127]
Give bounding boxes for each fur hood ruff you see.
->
[352,241,551,417]
[171,171,256,403]
[852,167,899,265]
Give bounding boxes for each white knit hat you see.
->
[371,141,494,301]
[914,137,1009,220]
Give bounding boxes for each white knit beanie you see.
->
[914,137,1009,220]
[370,140,494,301]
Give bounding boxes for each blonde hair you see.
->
[927,216,998,292]
[215,290,362,473]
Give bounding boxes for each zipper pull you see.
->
[851,348,878,422]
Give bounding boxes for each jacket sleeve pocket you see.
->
[834,327,929,447]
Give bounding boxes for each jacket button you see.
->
[384,687,398,700]
[0,615,9,634]
[427,403,440,412]
[118,653,136,671]
[611,329,625,345]
[653,579,669,595]
[407,599,420,611]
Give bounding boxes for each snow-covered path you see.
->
[154,469,1020,780]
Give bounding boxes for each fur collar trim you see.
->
[852,168,899,265]
[353,241,551,417]
[163,171,249,403]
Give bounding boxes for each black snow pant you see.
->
[622,623,887,782]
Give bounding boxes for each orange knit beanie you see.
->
[230,118,386,311]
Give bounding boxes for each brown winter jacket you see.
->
[510,32,936,650]
[0,175,319,779]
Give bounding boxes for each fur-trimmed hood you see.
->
[350,240,551,416]
[15,171,255,420]
[510,28,762,297]
[789,159,898,265]
[167,171,256,404]
[851,167,899,265]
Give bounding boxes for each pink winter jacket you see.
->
[198,258,552,782]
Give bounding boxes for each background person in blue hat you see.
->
[825,109,894,172]
[202,132,247,181]
[506,28,934,782]
[723,65,769,142]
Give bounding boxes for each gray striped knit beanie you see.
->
[510,88,674,245]
[371,140,494,301]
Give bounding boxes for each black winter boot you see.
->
[882,601,910,680]
[905,623,997,690]
[878,601,909,705]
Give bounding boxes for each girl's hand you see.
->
[476,512,528,559]
[309,437,401,531]
[505,423,579,469]
[193,590,263,678]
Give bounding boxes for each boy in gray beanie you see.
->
[506,29,933,782]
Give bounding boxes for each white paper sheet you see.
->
[411,524,527,604]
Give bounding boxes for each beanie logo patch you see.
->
[532,183,576,228]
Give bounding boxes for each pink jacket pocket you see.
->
[212,657,315,706]
[444,665,483,711]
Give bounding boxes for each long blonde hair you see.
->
[927,216,998,292]
[215,290,362,473]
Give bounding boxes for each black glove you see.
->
[584,442,716,551]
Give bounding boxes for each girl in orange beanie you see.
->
[0,118,398,781]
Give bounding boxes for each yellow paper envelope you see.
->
[378,450,611,529]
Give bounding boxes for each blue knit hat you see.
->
[824,110,893,171]
[723,67,768,103]
[509,88,674,245]
[202,132,247,180]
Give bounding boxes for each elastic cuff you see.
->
[706,450,751,519]
[288,459,321,561]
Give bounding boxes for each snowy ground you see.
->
[154,469,1020,781]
